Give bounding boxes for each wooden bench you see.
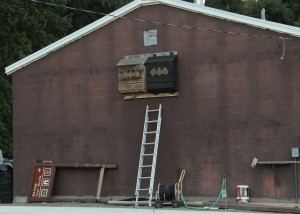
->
[28,161,117,202]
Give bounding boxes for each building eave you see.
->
[5,0,142,75]
[5,0,300,75]
[164,0,300,37]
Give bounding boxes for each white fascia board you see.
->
[6,0,300,75]
[161,0,300,38]
[5,0,141,75]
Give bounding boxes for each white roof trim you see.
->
[5,0,141,75]
[164,0,300,36]
[5,0,300,75]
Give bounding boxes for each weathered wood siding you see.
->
[12,4,300,200]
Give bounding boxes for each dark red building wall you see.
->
[12,4,300,200]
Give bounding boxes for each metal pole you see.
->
[0,150,3,164]
[224,175,227,210]
[221,173,227,210]
[295,158,298,205]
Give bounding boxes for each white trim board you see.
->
[5,0,300,75]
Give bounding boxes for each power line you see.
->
[31,0,104,15]
[30,0,293,41]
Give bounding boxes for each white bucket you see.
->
[237,185,249,202]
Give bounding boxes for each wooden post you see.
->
[96,165,106,201]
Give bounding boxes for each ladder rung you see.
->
[142,153,154,156]
[148,109,159,112]
[147,120,158,123]
[143,142,155,145]
[141,165,152,168]
[137,188,150,191]
[139,176,152,179]
[145,131,156,134]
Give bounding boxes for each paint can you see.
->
[236,185,249,203]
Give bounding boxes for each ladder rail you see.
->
[135,105,149,196]
[149,104,162,194]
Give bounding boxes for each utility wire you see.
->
[31,0,103,15]
[30,0,293,41]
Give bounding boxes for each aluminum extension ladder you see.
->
[135,104,162,207]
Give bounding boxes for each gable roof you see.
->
[5,0,300,75]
